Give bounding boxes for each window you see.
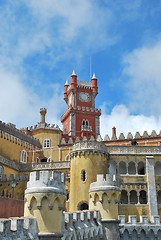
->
[120,190,128,204]
[81,169,87,182]
[43,139,51,148]
[20,150,27,163]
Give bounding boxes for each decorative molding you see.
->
[31,161,70,171]
[107,146,161,155]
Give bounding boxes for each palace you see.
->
[0,71,161,239]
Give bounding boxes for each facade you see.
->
[0,71,161,239]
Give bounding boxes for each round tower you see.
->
[89,174,121,240]
[24,171,66,239]
[69,137,109,212]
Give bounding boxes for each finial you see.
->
[92,73,97,79]
[71,70,77,76]
[64,79,69,86]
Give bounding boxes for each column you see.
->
[146,156,158,221]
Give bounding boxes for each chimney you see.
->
[40,108,47,124]
[112,126,117,140]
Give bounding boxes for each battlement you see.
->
[0,217,38,239]
[0,121,40,148]
[119,215,161,239]
[62,210,103,240]
[104,129,161,142]
[25,171,66,195]
[24,122,61,131]
[0,173,29,182]
[90,174,120,192]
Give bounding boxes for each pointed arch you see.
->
[140,229,147,240]
[131,229,138,240]
[148,229,155,240]
[123,229,130,240]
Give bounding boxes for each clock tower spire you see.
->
[61,71,101,139]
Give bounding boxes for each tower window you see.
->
[20,150,27,163]
[43,139,51,148]
[81,169,87,182]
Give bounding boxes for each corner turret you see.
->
[24,171,66,239]
[91,73,98,97]
[70,70,77,90]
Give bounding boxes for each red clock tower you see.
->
[61,70,101,139]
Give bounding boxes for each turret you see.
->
[24,171,66,239]
[89,174,121,240]
[69,138,109,211]
[70,70,77,90]
[91,73,98,97]
[64,80,69,102]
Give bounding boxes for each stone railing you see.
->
[73,140,108,152]
[62,210,103,240]
[31,161,70,171]
[107,146,161,155]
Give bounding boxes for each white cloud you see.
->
[100,104,161,139]
[0,65,63,128]
[123,39,161,116]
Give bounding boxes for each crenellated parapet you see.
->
[104,128,161,142]
[119,215,161,239]
[90,174,120,192]
[62,210,103,240]
[25,171,66,195]
[0,217,39,240]
[0,121,40,148]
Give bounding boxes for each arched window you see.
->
[155,162,161,176]
[20,150,27,163]
[120,190,128,204]
[128,162,136,175]
[119,161,127,174]
[77,202,89,210]
[130,190,138,204]
[43,139,51,148]
[138,161,145,175]
[157,190,161,204]
[81,169,87,182]
[81,119,89,129]
[139,190,147,204]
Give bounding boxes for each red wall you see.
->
[0,197,24,218]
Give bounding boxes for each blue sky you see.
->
[1,0,161,139]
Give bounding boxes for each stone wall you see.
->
[0,217,39,240]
